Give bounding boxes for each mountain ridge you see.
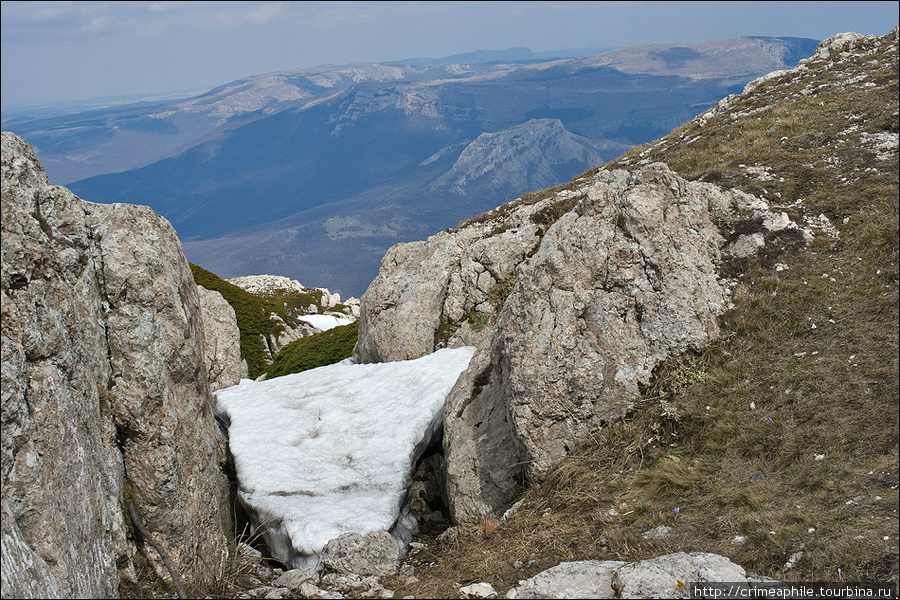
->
[5,36,820,297]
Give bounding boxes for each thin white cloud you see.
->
[242,2,284,25]
[1,1,290,41]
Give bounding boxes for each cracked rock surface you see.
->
[358,162,803,522]
[1,131,230,598]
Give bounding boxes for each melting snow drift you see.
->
[215,346,475,569]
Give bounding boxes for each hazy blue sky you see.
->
[2,1,898,109]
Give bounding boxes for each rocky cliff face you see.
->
[358,160,807,522]
[430,118,617,195]
[1,132,230,597]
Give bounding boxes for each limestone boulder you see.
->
[613,552,748,599]
[321,531,400,576]
[460,581,499,598]
[444,164,739,521]
[198,286,249,391]
[272,568,320,592]
[505,560,625,599]
[504,554,752,599]
[1,132,230,597]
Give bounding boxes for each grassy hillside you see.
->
[191,264,359,380]
[190,263,288,379]
[388,30,898,597]
[265,322,359,379]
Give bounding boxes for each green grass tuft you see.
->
[265,322,359,379]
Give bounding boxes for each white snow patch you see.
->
[297,314,355,331]
[215,347,476,570]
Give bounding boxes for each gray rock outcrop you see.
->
[446,165,730,521]
[504,553,752,599]
[1,132,230,597]
[357,189,574,363]
[198,286,249,391]
[613,552,748,599]
[505,560,624,599]
[358,162,802,522]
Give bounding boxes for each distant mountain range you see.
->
[3,37,819,296]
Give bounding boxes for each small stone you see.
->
[238,542,264,561]
[408,542,427,554]
[273,569,319,592]
[501,499,524,522]
[321,531,400,576]
[784,551,803,570]
[459,582,498,598]
[437,526,459,546]
[641,525,672,540]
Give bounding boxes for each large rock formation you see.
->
[198,286,249,391]
[1,132,230,598]
[445,165,739,520]
[358,162,802,522]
